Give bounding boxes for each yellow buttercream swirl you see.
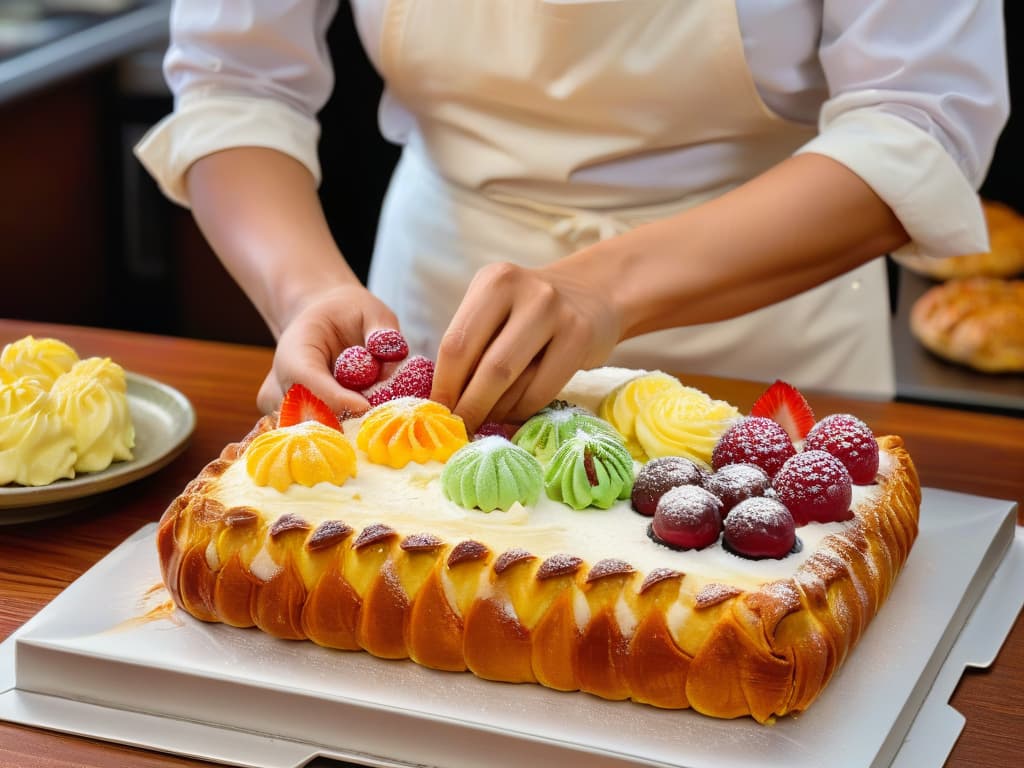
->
[0,336,79,388]
[634,386,741,468]
[357,397,468,468]
[50,358,135,473]
[246,422,357,492]
[0,378,76,486]
[598,372,684,460]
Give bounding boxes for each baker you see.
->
[136,0,1008,430]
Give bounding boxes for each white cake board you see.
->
[0,488,1020,768]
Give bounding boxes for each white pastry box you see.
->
[0,488,1021,768]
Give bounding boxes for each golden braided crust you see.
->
[157,417,920,723]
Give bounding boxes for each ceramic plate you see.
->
[0,372,195,523]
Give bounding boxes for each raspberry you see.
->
[631,456,707,517]
[804,413,879,485]
[366,329,409,362]
[723,497,796,559]
[772,450,853,526]
[474,422,519,441]
[650,485,723,550]
[333,345,381,389]
[363,355,435,407]
[704,463,771,515]
[711,416,795,478]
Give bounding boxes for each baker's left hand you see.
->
[431,260,622,432]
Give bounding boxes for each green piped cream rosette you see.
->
[512,400,620,463]
[441,436,543,513]
[543,431,634,510]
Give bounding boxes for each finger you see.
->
[432,267,518,410]
[503,332,585,424]
[279,339,372,419]
[257,372,284,415]
[486,358,539,425]
[452,307,557,432]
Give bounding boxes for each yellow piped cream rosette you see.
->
[246,422,357,492]
[357,398,468,468]
[633,386,740,468]
[598,371,683,459]
[50,358,135,473]
[0,336,79,388]
[0,377,76,486]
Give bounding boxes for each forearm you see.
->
[573,153,910,339]
[185,147,362,339]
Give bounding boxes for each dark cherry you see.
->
[631,456,707,516]
[722,497,796,559]
[650,485,723,550]
[703,463,771,515]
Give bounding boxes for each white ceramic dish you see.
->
[0,372,195,523]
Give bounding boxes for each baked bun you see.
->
[896,200,1024,280]
[910,277,1024,373]
[157,371,921,723]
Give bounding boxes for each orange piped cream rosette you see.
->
[245,421,357,491]
[357,398,468,468]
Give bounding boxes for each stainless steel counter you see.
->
[893,267,1024,414]
[0,0,169,105]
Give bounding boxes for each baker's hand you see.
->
[257,284,399,418]
[431,261,622,432]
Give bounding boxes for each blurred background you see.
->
[1,0,1021,410]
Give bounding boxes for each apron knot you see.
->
[487,190,634,245]
[549,211,631,243]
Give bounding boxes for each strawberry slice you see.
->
[749,380,815,443]
[277,383,342,431]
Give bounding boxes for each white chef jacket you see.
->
[136,0,1009,396]
[139,0,1007,257]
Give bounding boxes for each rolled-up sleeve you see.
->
[135,0,339,207]
[794,0,1009,257]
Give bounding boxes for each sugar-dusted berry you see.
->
[711,416,795,478]
[723,497,796,559]
[650,485,723,550]
[366,329,409,362]
[333,345,381,390]
[363,355,435,406]
[631,456,707,517]
[474,421,520,441]
[804,413,880,485]
[772,449,853,525]
[704,462,771,515]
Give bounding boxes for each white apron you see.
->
[358,0,896,398]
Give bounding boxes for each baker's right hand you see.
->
[257,284,400,418]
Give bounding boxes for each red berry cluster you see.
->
[635,381,880,560]
[332,329,434,407]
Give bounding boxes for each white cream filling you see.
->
[213,443,889,592]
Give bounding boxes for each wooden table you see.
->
[1,319,1021,768]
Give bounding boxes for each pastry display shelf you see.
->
[0,489,1021,768]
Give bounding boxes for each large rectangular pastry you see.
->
[157,368,920,723]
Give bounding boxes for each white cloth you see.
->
[137,0,1008,258]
